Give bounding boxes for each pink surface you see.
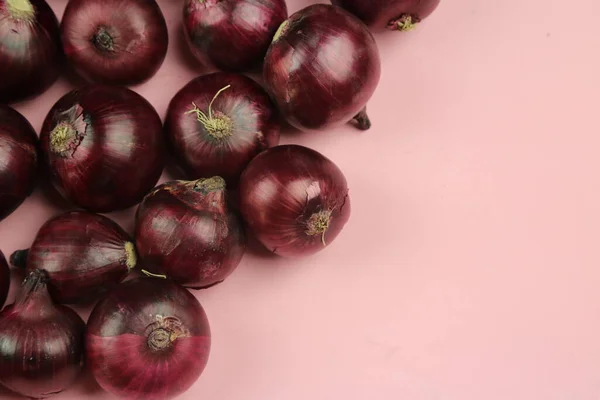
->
[1,0,600,399]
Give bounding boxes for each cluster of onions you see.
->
[0,106,39,222]
[0,0,443,397]
[331,0,441,31]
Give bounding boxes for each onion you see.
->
[0,106,39,221]
[0,0,62,103]
[0,270,85,398]
[263,4,381,131]
[183,0,288,72]
[61,0,168,85]
[10,211,137,304]
[165,72,280,186]
[0,251,8,309]
[39,85,164,212]
[331,0,441,31]
[136,177,246,288]
[239,145,351,257]
[86,277,211,400]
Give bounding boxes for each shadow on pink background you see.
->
[2,0,600,399]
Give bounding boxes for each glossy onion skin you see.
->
[16,211,136,304]
[39,85,164,212]
[263,4,381,131]
[0,0,62,103]
[0,251,8,309]
[86,278,211,400]
[61,0,168,85]
[0,270,85,398]
[0,106,39,221]
[136,178,246,288]
[165,72,280,186]
[183,0,288,72]
[239,145,351,257]
[331,0,441,31]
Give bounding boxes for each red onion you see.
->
[183,0,287,72]
[0,251,8,309]
[87,277,211,400]
[263,4,381,131]
[239,145,351,257]
[10,211,137,304]
[331,0,441,32]
[61,0,168,85]
[0,270,85,398]
[39,85,164,212]
[0,0,62,103]
[0,106,39,221]
[165,72,280,186]
[136,177,246,288]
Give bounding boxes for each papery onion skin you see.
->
[61,0,168,85]
[263,4,381,131]
[10,211,137,304]
[0,0,62,103]
[136,177,246,288]
[0,270,85,398]
[165,72,280,186]
[86,278,211,400]
[331,0,441,32]
[0,106,39,221]
[183,0,287,72]
[0,251,8,309]
[39,85,164,212]
[239,145,351,257]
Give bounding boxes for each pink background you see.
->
[2,0,600,399]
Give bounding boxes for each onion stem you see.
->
[388,14,418,31]
[187,85,233,139]
[124,242,137,270]
[141,270,167,279]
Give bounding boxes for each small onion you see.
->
[165,72,280,186]
[136,177,246,288]
[10,211,137,304]
[86,277,211,400]
[331,0,441,32]
[183,0,288,72]
[0,270,85,398]
[0,105,39,221]
[61,0,168,85]
[39,85,164,212]
[239,145,351,257]
[0,0,62,103]
[263,4,381,131]
[0,251,8,309]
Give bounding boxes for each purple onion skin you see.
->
[39,85,164,213]
[87,278,211,400]
[184,0,288,72]
[0,0,62,103]
[239,145,351,257]
[0,106,39,221]
[165,72,280,186]
[136,177,246,288]
[11,211,136,304]
[263,4,381,131]
[331,0,441,31]
[0,270,85,398]
[61,0,168,85]
[0,251,8,309]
